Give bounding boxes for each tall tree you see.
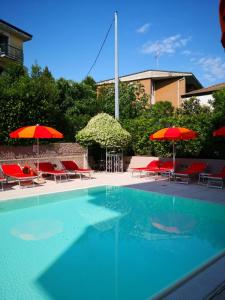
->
[97,81,149,119]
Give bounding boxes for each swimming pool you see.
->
[1,186,225,299]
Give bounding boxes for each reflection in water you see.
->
[2,186,225,300]
[11,219,63,241]
[151,213,196,234]
[77,186,130,232]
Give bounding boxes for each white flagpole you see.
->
[115,11,119,120]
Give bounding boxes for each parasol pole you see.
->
[37,137,40,179]
[36,123,40,180]
[172,140,175,171]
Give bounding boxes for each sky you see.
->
[1,0,225,87]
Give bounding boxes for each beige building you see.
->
[0,19,32,72]
[181,82,225,106]
[97,70,202,108]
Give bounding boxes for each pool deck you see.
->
[0,171,224,203]
[0,171,225,299]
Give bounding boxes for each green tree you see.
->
[211,88,225,127]
[97,81,149,119]
[0,63,63,144]
[122,116,172,156]
[76,113,131,150]
[177,97,211,116]
[122,98,216,158]
[173,97,214,158]
[146,101,174,119]
[210,89,225,158]
[57,76,98,139]
[211,88,225,114]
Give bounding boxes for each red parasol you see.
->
[10,124,63,177]
[150,127,198,170]
[213,126,225,138]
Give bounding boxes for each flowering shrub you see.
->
[76,113,131,150]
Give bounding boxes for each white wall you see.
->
[182,94,214,106]
[125,156,225,173]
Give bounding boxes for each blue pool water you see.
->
[1,186,225,300]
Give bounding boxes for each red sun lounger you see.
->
[130,160,161,177]
[174,162,207,184]
[36,162,68,183]
[61,160,93,179]
[1,164,37,188]
[159,161,176,172]
[206,166,225,189]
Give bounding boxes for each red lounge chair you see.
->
[36,162,68,182]
[158,161,176,180]
[159,161,175,172]
[130,160,161,177]
[61,161,93,179]
[1,164,37,188]
[206,166,225,189]
[207,166,225,178]
[174,162,207,184]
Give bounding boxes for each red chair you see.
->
[206,166,225,189]
[130,160,161,177]
[61,161,93,179]
[174,162,207,184]
[36,162,68,182]
[159,161,175,172]
[1,164,37,188]
[212,166,225,178]
[158,161,176,181]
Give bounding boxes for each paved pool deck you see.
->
[0,171,224,203]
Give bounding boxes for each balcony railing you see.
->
[0,43,23,63]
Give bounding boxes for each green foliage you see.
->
[210,89,225,158]
[0,63,97,144]
[211,88,225,114]
[122,116,172,156]
[172,98,214,158]
[97,81,149,119]
[122,102,175,156]
[177,97,211,116]
[122,98,224,159]
[1,62,225,159]
[145,101,174,120]
[0,63,64,144]
[76,113,131,150]
[211,89,225,128]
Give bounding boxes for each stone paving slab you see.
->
[0,172,224,203]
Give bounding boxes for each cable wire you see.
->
[86,18,114,77]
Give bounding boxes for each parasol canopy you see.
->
[150,127,198,141]
[213,126,225,138]
[150,127,198,170]
[10,125,63,179]
[10,125,63,139]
